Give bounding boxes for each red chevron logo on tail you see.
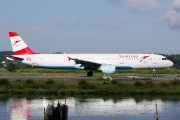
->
[13,40,21,46]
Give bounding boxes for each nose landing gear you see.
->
[153,69,156,77]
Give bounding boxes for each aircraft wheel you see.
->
[152,69,156,77]
[153,73,156,77]
[87,71,93,76]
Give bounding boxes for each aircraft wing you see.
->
[69,57,102,70]
[6,55,24,61]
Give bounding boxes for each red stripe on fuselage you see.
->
[13,47,36,55]
[9,32,19,37]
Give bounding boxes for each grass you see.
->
[0,67,180,95]
[1,78,180,95]
[0,79,10,86]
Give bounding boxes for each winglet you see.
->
[9,32,36,55]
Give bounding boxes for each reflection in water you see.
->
[0,96,180,120]
[11,99,31,120]
[70,98,159,116]
[6,98,48,120]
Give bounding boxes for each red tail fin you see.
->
[9,32,36,55]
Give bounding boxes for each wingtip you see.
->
[9,32,19,37]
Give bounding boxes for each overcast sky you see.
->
[0,0,180,54]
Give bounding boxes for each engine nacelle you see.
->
[101,65,116,74]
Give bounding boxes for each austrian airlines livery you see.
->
[7,32,173,79]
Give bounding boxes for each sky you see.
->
[0,0,180,54]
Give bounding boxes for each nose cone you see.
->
[168,60,174,67]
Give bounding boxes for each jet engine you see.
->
[100,65,116,74]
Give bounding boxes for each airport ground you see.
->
[0,68,180,95]
[1,67,180,76]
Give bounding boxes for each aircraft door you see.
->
[119,58,124,64]
[153,57,158,64]
[31,57,37,67]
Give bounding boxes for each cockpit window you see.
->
[162,58,167,60]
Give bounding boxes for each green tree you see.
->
[5,63,17,72]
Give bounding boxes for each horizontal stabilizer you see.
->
[6,55,24,61]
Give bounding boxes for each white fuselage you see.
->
[14,53,173,70]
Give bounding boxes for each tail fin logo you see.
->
[13,40,21,46]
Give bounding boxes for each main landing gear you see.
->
[153,68,156,77]
[87,71,113,80]
[87,71,93,77]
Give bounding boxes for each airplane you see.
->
[6,32,174,79]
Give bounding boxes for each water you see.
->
[0,95,180,120]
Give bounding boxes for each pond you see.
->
[0,95,180,120]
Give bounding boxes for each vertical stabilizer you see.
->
[9,32,36,55]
